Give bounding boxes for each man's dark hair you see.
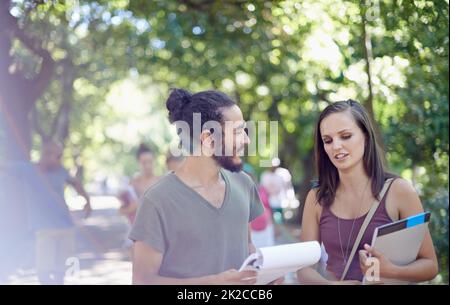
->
[166,88,236,153]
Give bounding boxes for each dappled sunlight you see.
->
[67,195,121,211]
[1,0,447,286]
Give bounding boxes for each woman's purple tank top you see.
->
[319,179,396,281]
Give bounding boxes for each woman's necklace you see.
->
[337,178,370,267]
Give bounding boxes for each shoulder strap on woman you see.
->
[340,178,395,281]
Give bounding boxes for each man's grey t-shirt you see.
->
[129,168,264,278]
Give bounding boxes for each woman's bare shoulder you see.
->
[388,178,423,217]
[390,178,419,199]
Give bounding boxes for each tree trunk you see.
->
[361,5,387,164]
[0,1,55,161]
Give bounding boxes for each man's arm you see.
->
[248,224,256,254]
[132,241,257,285]
[67,176,92,218]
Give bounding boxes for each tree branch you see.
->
[361,5,386,157]
[6,8,56,107]
[180,0,214,11]
[31,106,49,141]
[54,59,75,143]
[361,14,375,118]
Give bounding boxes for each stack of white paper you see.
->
[239,241,321,284]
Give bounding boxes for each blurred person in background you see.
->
[118,143,160,259]
[244,163,275,249]
[33,140,91,284]
[260,157,296,234]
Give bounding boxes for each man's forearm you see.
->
[81,190,90,203]
[77,187,90,204]
[133,273,215,285]
[71,180,90,204]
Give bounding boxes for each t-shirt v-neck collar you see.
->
[171,169,230,213]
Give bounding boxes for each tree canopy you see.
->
[0,0,448,283]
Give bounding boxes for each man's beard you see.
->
[213,155,243,172]
[212,140,244,173]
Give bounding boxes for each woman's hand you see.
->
[118,205,128,215]
[359,244,399,281]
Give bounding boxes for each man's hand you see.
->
[211,269,257,285]
[268,277,284,285]
[67,176,92,219]
[331,280,361,285]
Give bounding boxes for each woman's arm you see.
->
[119,179,140,215]
[119,200,139,215]
[296,190,328,284]
[361,179,439,282]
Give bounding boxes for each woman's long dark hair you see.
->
[136,143,152,159]
[314,99,395,207]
